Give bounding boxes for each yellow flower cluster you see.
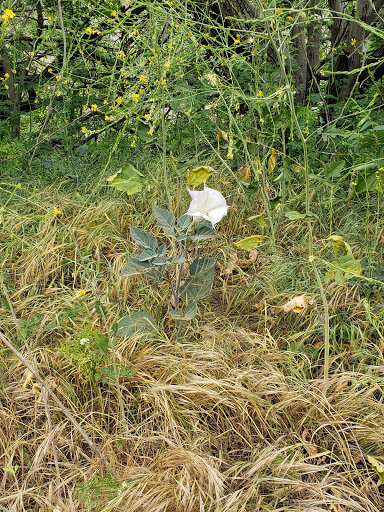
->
[2,8,15,23]
[1,73,10,89]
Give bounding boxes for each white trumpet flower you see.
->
[186,186,228,227]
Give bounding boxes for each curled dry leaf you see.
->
[282,293,314,313]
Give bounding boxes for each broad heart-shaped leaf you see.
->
[138,249,157,262]
[186,166,215,187]
[169,301,198,321]
[121,257,153,277]
[368,455,384,487]
[190,222,217,241]
[325,255,361,284]
[153,206,176,235]
[129,225,158,250]
[117,311,158,339]
[107,163,146,195]
[234,235,265,250]
[180,256,216,302]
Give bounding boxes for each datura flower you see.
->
[186,186,228,227]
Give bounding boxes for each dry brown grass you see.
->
[0,186,383,511]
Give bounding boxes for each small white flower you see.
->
[79,338,90,345]
[186,185,229,227]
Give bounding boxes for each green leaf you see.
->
[323,160,345,179]
[178,214,191,230]
[129,226,158,250]
[325,255,361,284]
[234,235,265,250]
[137,249,157,262]
[106,163,146,195]
[247,213,267,231]
[170,255,186,264]
[186,166,215,187]
[191,222,217,241]
[117,311,158,339]
[153,206,176,235]
[121,257,153,277]
[169,301,198,321]
[368,455,384,487]
[180,256,216,302]
[355,170,382,194]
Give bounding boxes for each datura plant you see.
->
[115,187,228,340]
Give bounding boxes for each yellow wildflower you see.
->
[2,8,15,23]
[85,27,93,35]
[147,126,154,136]
[52,208,62,215]
[90,104,97,112]
[76,289,86,296]
[139,74,148,84]
[111,10,117,17]
[81,126,87,133]
[287,16,292,21]
[161,78,166,86]
[351,37,356,46]
[257,90,263,97]
[164,60,170,70]
[233,34,241,44]
[131,93,140,103]
[133,27,139,36]
[105,115,111,120]
[118,50,125,59]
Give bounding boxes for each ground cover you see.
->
[0,162,383,511]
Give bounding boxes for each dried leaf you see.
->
[268,148,277,174]
[282,294,313,313]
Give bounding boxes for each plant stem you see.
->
[260,7,330,379]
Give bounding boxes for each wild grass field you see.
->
[1,154,384,512]
[2,0,384,510]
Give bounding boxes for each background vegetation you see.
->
[1,0,384,510]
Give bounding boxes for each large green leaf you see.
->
[129,226,158,250]
[107,163,146,195]
[121,257,153,277]
[325,255,361,284]
[190,222,217,241]
[153,206,176,235]
[180,256,215,302]
[117,311,158,339]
